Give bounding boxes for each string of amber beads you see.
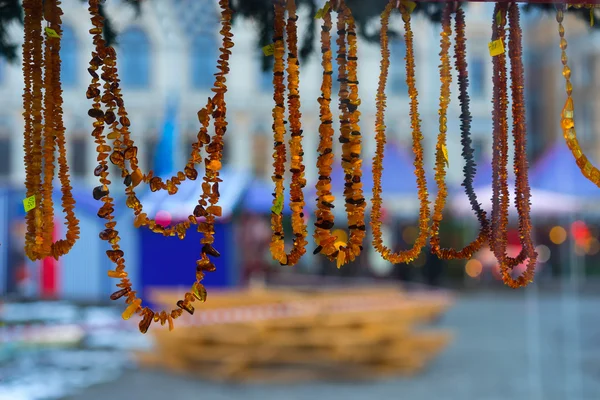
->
[87,0,233,333]
[313,0,365,269]
[269,0,308,267]
[556,8,600,186]
[22,0,80,261]
[490,3,536,288]
[91,2,233,240]
[429,3,488,260]
[371,0,430,264]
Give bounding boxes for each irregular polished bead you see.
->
[107,269,127,278]
[110,151,124,165]
[99,229,118,241]
[97,203,114,219]
[202,243,220,257]
[104,110,116,124]
[184,166,198,180]
[192,282,207,302]
[176,300,194,315]
[130,168,143,187]
[106,249,124,262]
[122,299,142,320]
[124,146,137,160]
[206,206,222,217]
[149,177,162,192]
[196,259,216,272]
[110,287,130,300]
[139,309,154,334]
[93,185,109,200]
[123,175,132,186]
[94,164,107,177]
[88,108,104,119]
[193,205,207,218]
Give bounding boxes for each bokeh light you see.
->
[549,225,567,245]
[535,245,551,263]
[465,259,483,278]
[155,210,172,227]
[588,237,600,255]
[412,252,426,268]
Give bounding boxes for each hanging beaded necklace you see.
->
[556,6,600,186]
[269,0,309,267]
[490,3,536,288]
[371,0,430,264]
[22,0,80,261]
[430,3,489,260]
[87,0,232,333]
[313,0,365,269]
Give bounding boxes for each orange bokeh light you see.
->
[465,259,483,278]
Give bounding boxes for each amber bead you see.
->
[122,298,142,320]
[86,87,100,99]
[193,205,207,217]
[99,228,118,241]
[104,110,116,124]
[139,308,154,334]
[184,166,198,180]
[119,116,130,127]
[93,185,109,200]
[110,151,124,166]
[110,287,130,300]
[88,108,104,119]
[149,177,162,192]
[97,203,114,219]
[124,146,137,160]
[197,259,216,272]
[94,164,107,177]
[123,174,132,186]
[192,282,207,302]
[106,249,124,262]
[130,168,143,187]
[176,300,194,315]
[202,243,220,258]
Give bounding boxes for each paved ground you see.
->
[55,289,600,400]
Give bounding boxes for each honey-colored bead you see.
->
[122,298,141,320]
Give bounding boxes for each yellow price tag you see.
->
[314,2,330,19]
[262,43,275,57]
[44,27,60,38]
[488,39,504,57]
[271,194,284,215]
[23,195,36,212]
[401,1,417,14]
[442,145,449,167]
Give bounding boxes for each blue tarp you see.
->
[529,142,600,198]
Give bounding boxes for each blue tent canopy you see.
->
[529,142,600,198]
[139,166,251,220]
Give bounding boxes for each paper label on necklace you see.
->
[315,3,330,19]
[488,39,504,57]
[442,145,449,167]
[262,43,275,57]
[271,194,284,215]
[23,195,36,212]
[44,27,61,38]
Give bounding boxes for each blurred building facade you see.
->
[0,0,500,190]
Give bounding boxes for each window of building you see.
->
[145,136,159,172]
[389,38,407,95]
[0,136,11,178]
[60,24,78,88]
[70,136,88,178]
[470,57,485,98]
[191,35,217,90]
[119,28,150,88]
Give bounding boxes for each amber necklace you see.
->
[490,3,536,288]
[371,0,430,264]
[88,6,232,240]
[430,3,489,260]
[22,0,80,261]
[556,6,600,186]
[269,0,308,267]
[87,0,232,333]
[313,0,365,269]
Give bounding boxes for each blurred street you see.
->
[53,290,600,400]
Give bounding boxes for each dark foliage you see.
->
[0,0,595,69]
